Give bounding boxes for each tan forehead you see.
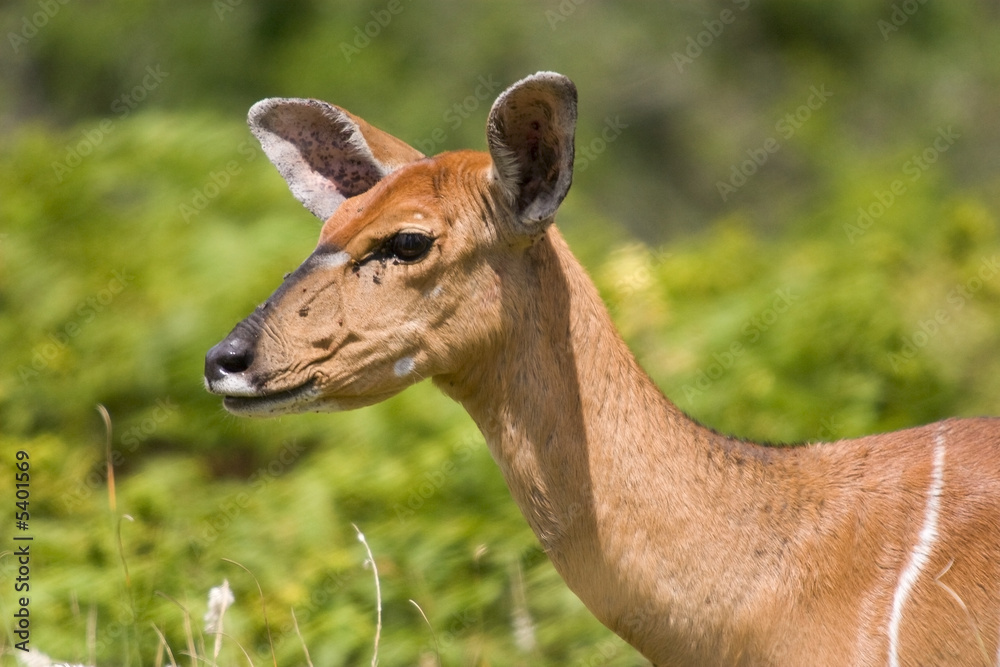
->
[317,150,492,249]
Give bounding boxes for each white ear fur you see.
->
[249,98,423,220]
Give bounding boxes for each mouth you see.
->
[220,380,322,416]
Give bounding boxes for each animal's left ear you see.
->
[487,71,578,232]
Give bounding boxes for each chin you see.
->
[219,384,405,417]
[219,383,334,417]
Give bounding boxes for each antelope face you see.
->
[204,73,577,416]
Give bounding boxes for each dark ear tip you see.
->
[524,70,575,87]
[536,72,577,104]
[494,72,577,112]
[529,71,577,96]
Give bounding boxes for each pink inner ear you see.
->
[250,99,390,220]
[250,98,424,221]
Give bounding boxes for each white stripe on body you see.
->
[887,430,947,667]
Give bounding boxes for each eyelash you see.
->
[384,231,434,262]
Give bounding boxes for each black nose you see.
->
[205,334,255,382]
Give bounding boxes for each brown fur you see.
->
[206,73,1000,666]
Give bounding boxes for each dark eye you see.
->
[389,232,433,262]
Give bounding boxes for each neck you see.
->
[436,229,815,663]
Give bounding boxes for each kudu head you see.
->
[204,72,577,415]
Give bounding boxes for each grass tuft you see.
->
[352,524,383,667]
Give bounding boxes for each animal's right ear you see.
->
[249,99,425,220]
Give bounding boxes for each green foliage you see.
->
[0,113,640,666]
[4,108,999,667]
[2,2,1000,666]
